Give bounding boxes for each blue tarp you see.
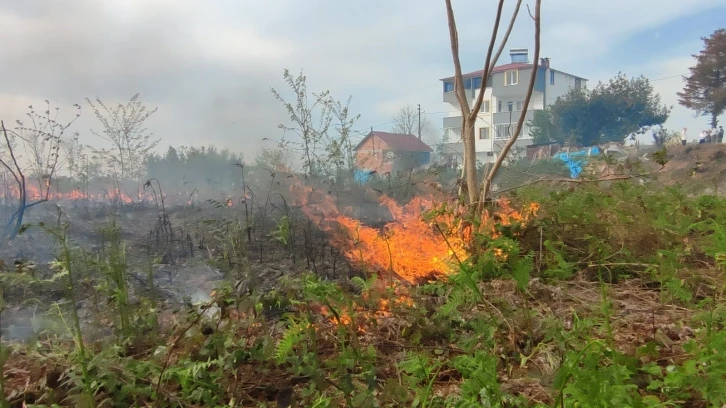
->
[354,169,374,184]
[553,147,601,179]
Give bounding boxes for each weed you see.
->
[5,177,726,406]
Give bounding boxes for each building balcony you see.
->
[493,110,534,125]
[443,86,491,106]
[442,116,463,129]
[443,91,457,105]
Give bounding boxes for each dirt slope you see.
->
[658,143,726,194]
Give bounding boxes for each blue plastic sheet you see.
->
[553,147,601,179]
[354,169,374,184]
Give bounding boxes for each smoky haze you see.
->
[1,0,723,159]
[0,0,291,158]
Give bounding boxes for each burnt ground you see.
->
[0,190,367,341]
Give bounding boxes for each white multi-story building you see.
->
[440,48,587,164]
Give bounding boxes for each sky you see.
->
[1,0,725,160]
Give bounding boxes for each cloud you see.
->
[0,0,724,161]
[0,0,290,157]
[649,55,718,136]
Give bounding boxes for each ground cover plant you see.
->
[0,160,725,407]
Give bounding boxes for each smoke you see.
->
[0,0,285,158]
[1,305,59,341]
[188,289,219,319]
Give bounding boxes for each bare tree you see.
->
[328,97,361,175]
[391,105,429,136]
[13,101,82,189]
[86,93,159,181]
[272,69,333,178]
[271,69,360,180]
[60,133,86,179]
[0,102,81,240]
[444,0,540,213]
[478,7,540,213]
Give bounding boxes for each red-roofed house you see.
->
[440,48,588,165]
[354,131,433,174]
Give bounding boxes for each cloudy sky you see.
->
[1,0,724,159]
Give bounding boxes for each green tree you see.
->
[594,73,670,142]
[529,108,563,144]
[254,146,292,172]
[677,28,726,127]
[529,73,670,146]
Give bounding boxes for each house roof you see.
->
[354,131,433,153]
[439,62,587,81]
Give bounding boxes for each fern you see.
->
[275,319,308,365]
[267,215,290,245]
[451,351,501,406]
[509,252,534,291]
[542,239,575,280]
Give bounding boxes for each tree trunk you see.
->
[445,0,521,205]
[462,121,478,203]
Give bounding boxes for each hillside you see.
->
[660,143,726,194]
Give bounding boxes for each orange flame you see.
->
[291,183,538,283]
[0,183,137,204]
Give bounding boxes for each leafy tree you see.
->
[529,108,564,144]
[546,88,592,144]
[146,144,244,196]
[529,73,670,146]
[253,146,292,172]
[677,28,726,127]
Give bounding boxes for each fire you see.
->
[0,183,138,204]
[291,183,538,283]
[318,284,415,331]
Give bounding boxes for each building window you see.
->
[507,102,513,112]
[495,124,510,139]
[472,76,482,89]
[446,127,462,141]
[464,78,472,90]
[505,70,518,86]
[487,152,494,157]
[550,71,555,85]
[497,100,503,113]
[479,127,490,140]
[575,78,582,89]
[444,81,454,93]
[516,100,523,111]
[481,101,490,113]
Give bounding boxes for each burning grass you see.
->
[0,182,137,204]
[291,183,539,283]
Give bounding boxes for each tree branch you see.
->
[477,0,541,214]
[471,0,522,116]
